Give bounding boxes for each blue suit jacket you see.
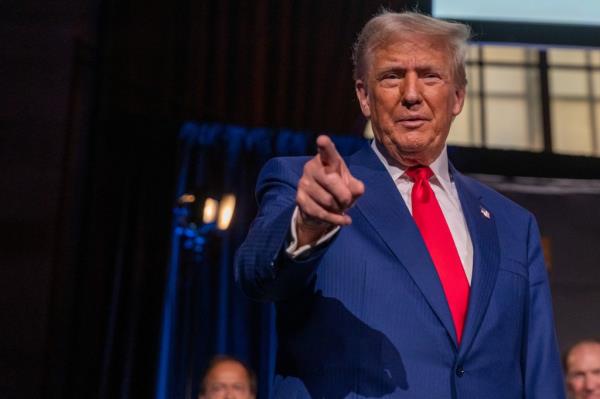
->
[235,144,566,399]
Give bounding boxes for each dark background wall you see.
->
[1,0,598,398]
[1,1,96,398]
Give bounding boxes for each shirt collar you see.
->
[370,140,454,192]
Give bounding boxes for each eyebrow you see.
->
[375,65,445,78]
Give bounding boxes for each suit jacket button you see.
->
[456,366,465,377]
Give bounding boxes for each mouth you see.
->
[397,116,429,129]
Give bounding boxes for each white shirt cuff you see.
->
[285,207,340,258]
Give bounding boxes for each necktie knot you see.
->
[406,165,433,182]
[406,166,433,202]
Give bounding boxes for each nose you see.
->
[583,375,600,395]
[401,72,422,108]
[584,374,598,391]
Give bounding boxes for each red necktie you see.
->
[406,166,469,344]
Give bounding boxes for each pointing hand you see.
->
[295,135,365,245]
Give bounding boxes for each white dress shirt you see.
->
[287,141,474,284]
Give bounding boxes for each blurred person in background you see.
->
[564,339,600,399]
[199,355,256,399]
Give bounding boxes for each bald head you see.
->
[564,340,600,399]
[199,356,256,399]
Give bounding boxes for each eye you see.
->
[382,72,401,80]
[422,72,442,84]
[209,384,225,393]
[232,384,247,392]
[568,372,585,381]
[379,72,402,87]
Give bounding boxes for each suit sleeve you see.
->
[524,214,567,398]
[234,157,331,302]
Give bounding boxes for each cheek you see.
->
[371,90,397,110]
[568,380,583,391]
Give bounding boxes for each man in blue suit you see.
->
[235,11,566,398]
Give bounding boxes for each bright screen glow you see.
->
[433,0,600,26]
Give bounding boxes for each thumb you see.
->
[348,175,365,198]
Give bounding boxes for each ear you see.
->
[452,85,466,117]
[355,80,371,118]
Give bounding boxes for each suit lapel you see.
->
[347,146,458,347]
[451,166,501,356]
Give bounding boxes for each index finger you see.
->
[316,135,342,174]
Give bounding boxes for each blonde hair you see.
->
[352,11,471,87]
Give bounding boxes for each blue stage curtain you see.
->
[156,122,366,399]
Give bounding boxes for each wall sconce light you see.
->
[217,194,236,231]
[202,197,219,224]
[174,193,237,253]
[200,195,236,230]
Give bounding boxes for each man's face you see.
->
[200,360,254,399]
[566,342,600,399]
[355,35,465,167]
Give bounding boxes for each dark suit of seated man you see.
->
[235,10,566,399]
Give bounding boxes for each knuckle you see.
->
[298,176,310,190]
[324,173,338,185]
[339,192,352,207]
[317,210,329,221]
[301,204,315,217]
[303,159,316,174]
[296,191,307,206]
[327,195,338,209]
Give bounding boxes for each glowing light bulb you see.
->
[217,194,236,230]
[202,197,218,224]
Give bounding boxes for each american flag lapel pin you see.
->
[480,207,490,219]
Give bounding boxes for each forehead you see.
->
[568,343,600,370]
[369,35,451,66]
[206,361,250,383]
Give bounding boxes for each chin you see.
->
[395,143,441,166]
[393,137,431,154]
